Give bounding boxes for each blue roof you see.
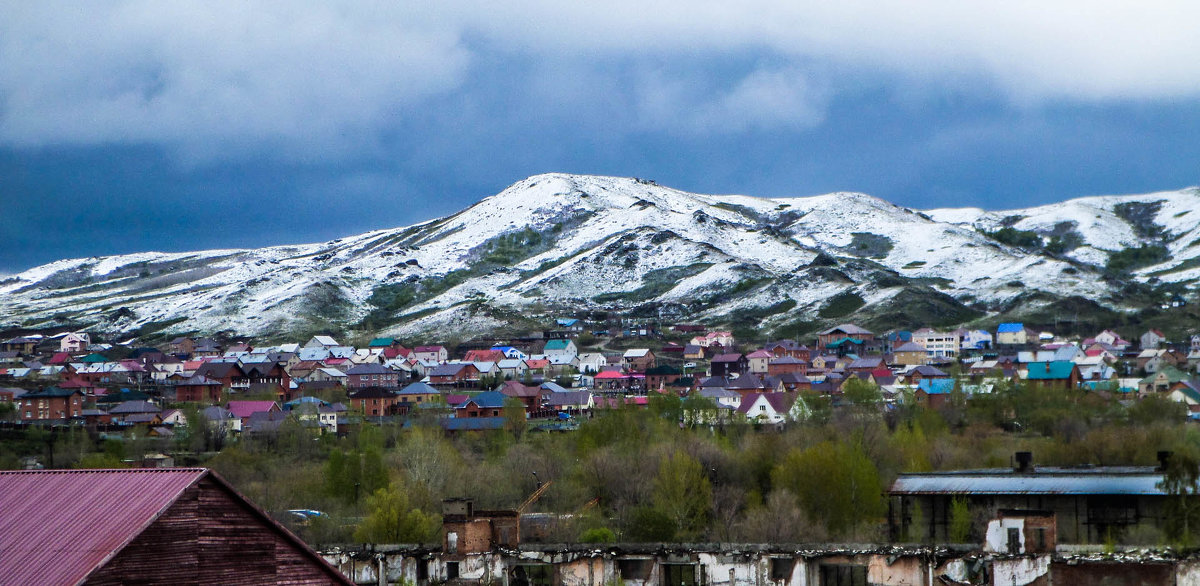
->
[556,318,580,327]
[1026,361,1076,380]
[399,382,439,395]
[997,323,1024,333]
[917,379,956,394]
[463,390,507,409]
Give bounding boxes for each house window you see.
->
[618,559,652,581]
[512,564,554,586]
[446,562,459,580]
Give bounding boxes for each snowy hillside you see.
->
[1,174,1196,340]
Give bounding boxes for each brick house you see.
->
[455,390,507,418]
[345,364,400,389]
[348,387,400,416]
[19,387,84,421]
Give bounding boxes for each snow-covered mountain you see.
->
[2,174,1198,340]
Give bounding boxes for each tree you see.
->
[353,483,438,544]
[651,452,712,539]
[949,497,972,543]
[842,377,882,407]
[503,397,528,439]
[772,440,885,537]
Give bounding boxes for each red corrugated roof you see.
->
[0,468,206,585]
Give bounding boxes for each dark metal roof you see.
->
[0,468,353,585]
[0,468,208,585]
[890,467,1167,496]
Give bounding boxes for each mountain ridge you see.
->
[2,173,1198,341]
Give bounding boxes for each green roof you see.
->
[544,339,572,350]
[368,337,394,347]
[1026,361,1076,380]
[80,353,108,363]
[826,337,864,348]
[1142,366,1190,384]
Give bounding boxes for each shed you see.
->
[0,468,350,585]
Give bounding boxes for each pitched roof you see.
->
[711,353,744,363]
[820,324,873,336]
[368,337,395,347]
[0,469,351,585]
[917,378,957,395]
[461,390,507,409]
[398,382,439,395]
[997,323,1024,333]
[1025,361,1076,380]
[544,339,573,350]
[345,363,393,375]
[893,342,928,353]
[226,400,279,419]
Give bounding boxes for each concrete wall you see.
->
[321,544,1200,586]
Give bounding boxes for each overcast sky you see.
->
[3,2,1199,272]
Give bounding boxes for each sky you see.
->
[3,1,1200,273]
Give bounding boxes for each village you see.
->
[3,320,1200,437]
[6,319,1200,586]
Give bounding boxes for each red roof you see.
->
[0,468,351,585]
[226,400,279,419]
[593,371,629,379]
[0,468,208,585]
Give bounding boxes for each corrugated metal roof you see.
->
[0,468,207,586]
[891,468,1167,496]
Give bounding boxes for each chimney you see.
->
[1158,451,1173,471]
[1044,362,1050,373]
[1015,451,1033,473]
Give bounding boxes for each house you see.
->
[497,359,529,380]
[543,339,578,360]
[497,381,543,413]
[644,365,682,390]
[303,335,340,349]
[745,350,771,374]
[345,363,400,389]
[767,356,807,376]
[429,363,480,386]
[682,345,706,361]
[902,365,949,385]
[958,329,993,351]
[226,400,281,426]
[414,345,449,363]
[592,370,633,390]
[735,392,796,424]
[464,349,507,363]
[543,390,594,414]
[1024,361,1082,390]
[348,387,399,416]
[59,332,91,353]
[194,362,248,391]
[892,342,928,366]
[397,381,441,407]
[622,348,656,371]
[1091,330,1131,350]
[996,323,1031,346]
[18,387,84,421]
[491,346,528,360]
[913,378,956,409]
[709,353,747,377]
[455,390,508,418]
[108,400,161,423]
[0,468,351,585]
[690,331,734,348]
[1139,366,1192,395]
[1141,329,1168,350]
[763,339,810,360]
[1,336,39,354]
[817,324,875,350]
[910,328,960,358]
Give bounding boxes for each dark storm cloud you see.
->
[2,2,1199,272]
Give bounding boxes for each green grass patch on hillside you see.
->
[593,264,713,304]
[818,291,865,318]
